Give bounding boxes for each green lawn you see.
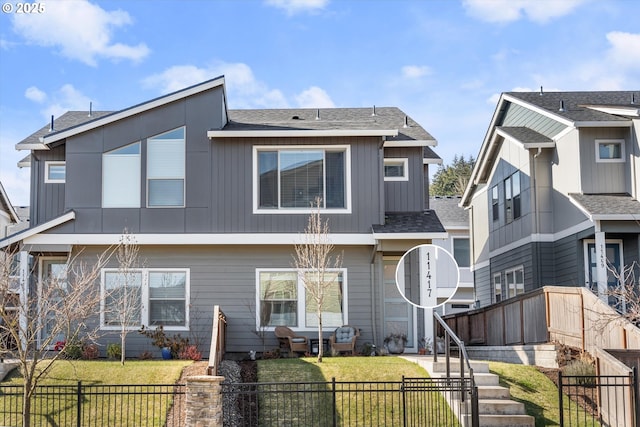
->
[0,360,191,427]
[489,361,598,427]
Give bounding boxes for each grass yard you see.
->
[489,361,597,427]
[255,356,459,426]
[0,360,191,427]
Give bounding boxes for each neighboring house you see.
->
[461,90,640,308]
[0,182,26,239]
[0,76,447,357]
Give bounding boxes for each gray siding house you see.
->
[461,90,640,308]
[1,76,447,357]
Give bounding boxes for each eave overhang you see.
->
[35,76,226,147]
[372,232,448,240]
[0,211,75,248]
[207,129,398,138]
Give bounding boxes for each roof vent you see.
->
[559,100,565,112]
[88,101,92,117]
[632,93,636,104]
[49,115,54,132]
[403,115,409,128]
[539,86,544,95]
[315,109,320,120]
[291,115,300,120]
[371,105,376,116]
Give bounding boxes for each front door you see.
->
[383,258,416,353]
[39,258,69,349]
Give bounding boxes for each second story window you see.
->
[255,146,349,212]
[596,139,625,163]
[491,185,499,221]
[45,161,66,183]
[453,238,470,268]
[504,172,521,223]
[147,127,185,207]
[384,158,408,181]
[103,142,141,208]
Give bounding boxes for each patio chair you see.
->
[274,326,308,356]
[329,325,360,355]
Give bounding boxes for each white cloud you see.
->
[11,0,150,66]
[40,84,93,120]
[401,65,432,79]
[25,86,47,103]
[142,62,289,109]
[294,86,335,108]
[265,0,329,15]
[463,0,589,24]
[606,32,640,70]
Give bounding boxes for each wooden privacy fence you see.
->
[440,286,640,353]
[207,305,227,376]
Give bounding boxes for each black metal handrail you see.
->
[433,311,479,427]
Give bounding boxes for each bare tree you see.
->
[606,260,640,325]
[293,197,342,362]
[0,246,113,427]
[103,229,142,365]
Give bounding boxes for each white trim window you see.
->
[256,268,347,330]
[101,268,189,330]
[493,273,502,303]
[596,139,625,163]
[45,161,66,183]
[505,266,524,298]
[103,142,141,208]
[254,145,351,213]
[453,237,470,268]
[504,172,521,223]
[147,127,185,207]
[384,158,408,181]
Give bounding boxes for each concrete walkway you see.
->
[402,355,535,427]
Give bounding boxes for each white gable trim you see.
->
[40,77,225,145]
[0,211,76,248]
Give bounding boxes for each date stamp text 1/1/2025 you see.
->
[2,3,46,14]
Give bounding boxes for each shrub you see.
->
[62,340,83,360]
[82,344,100,360]
[562,359,596,386]
[107,343,122,360]
[138,350,154,360]
[139,325,189,358]
[178,345,202,361]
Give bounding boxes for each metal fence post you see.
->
[401,376,407,427]
[471,385,479,427]
[76,381,82,427]
[558,371,564,427]
[633,367,639,427]
[332,377,337,427]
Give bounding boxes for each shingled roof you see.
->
[225,107,436,143]
[569,193,640,220]
[16,111,113,149]
[372,211,446,234]
[505,91,639,123]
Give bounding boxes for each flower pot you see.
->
[161,347,172,360]
[385,339,405,354]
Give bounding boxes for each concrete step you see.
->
[478,398,526,415]
[460,414,535,427]
[431,371,500,386]
[429,360,490,374]
[477,385,511,400]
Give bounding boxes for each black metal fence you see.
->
[0,382,185,427]
[559,371,638,427]
[221,376,477,427]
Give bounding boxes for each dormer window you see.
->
[596,139,625,163]
[45,161,66,183]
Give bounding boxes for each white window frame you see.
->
[100,268,190,331]
[147,127,186,208]
[383,158,409,181]
[493,273,502,303]
[253,145,352,214]
[45,161,66,183]
[452,237,470,268]
[596,139,625,163]
[102,142,141,208]
[505,266,524,298]
[255,268,348,331]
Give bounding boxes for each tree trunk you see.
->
[22,381,32,427]
[317,311,323,363]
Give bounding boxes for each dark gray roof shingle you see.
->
[372,211,445,234]
[429,196,468,228]
[505,91,639,123]
[226,107,436,143]
[497,126,553,144]
[16,111,113,148]
[569,193,640,217]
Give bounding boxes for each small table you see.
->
[309,338,330,355]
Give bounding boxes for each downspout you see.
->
[370,243,379,350]
[532,147,542,285]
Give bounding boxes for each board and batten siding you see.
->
[473,264,491,307]
[579,127,633,194]
[30,145,67,226]
[383,147,424,212]
[77,245,375,357]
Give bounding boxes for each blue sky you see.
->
[1,0,639,207]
